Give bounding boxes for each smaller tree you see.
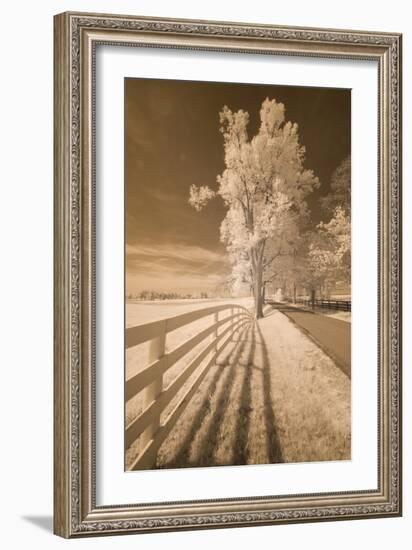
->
[308,206,351,294]
[321,155,351,216]
[303,155,351,299]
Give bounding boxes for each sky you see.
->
[125,78,350,294]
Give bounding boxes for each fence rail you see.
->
[125,304,252,470]
[295,298,351,312]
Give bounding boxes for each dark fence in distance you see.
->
[296,298,351,312]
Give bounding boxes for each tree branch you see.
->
[263,249,283,269]
[264,271,279,285]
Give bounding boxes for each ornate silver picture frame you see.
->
[54,11,402,537]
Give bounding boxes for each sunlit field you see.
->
[125,297,254,468]
[125,300,350,470]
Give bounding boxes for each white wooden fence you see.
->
[125,304,252,470]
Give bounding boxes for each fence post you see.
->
[140,320,166,455]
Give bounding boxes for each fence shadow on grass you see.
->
[230,323,256,465]
[255,323,284,464]
[159,322,253,469]
[195,323,256,467]
[157,318,284,469]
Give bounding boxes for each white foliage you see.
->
[188,184,215,211]
[188,97,319,315]
[309,206,351,283]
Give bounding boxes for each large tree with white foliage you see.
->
[189,98,319,318]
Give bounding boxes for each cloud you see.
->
[144,188,180,204]
[125,243,228,292]
[127,243,222,263]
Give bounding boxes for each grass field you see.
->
[125,300,350,470]
[125,297,254,468]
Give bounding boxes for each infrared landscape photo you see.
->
[124,78,351,471]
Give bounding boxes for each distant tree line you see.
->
[127,290,210,301]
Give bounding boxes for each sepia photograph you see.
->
[53,11,401,537]
[124,77,351,472]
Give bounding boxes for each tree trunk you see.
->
[253,266,264,319]
[293,282,297,304]
[310,288,315,310]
